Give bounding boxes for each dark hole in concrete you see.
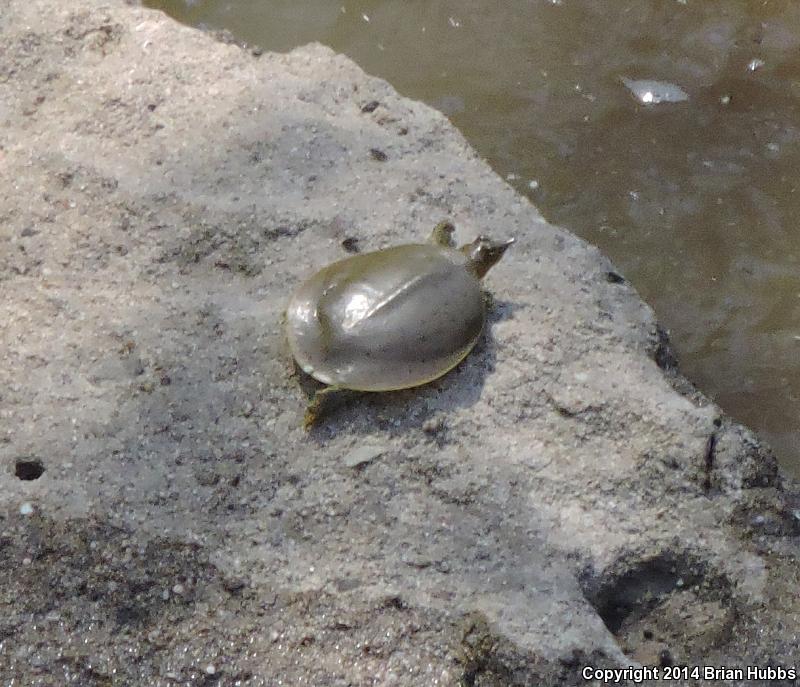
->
[580,551,731,638]
[586,555,695,634]
[15,458,45,480]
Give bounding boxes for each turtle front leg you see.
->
[429,220,455,247]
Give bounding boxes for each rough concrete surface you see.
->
[1,1,799,685]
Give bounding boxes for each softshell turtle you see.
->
[286,221,513,427]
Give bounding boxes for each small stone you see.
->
[434,560,451,574]
[205,664,216,675]
[342,444,386,468]
[369,148,388,162]
[361,100,380,113]
[341,236,360,253]
[223,576,247,593]
[19,502,34,516]
[422,417,445,435]
[172,583,185,595]
[194,468,219,487]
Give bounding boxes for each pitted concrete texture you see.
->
[1,1,799,685]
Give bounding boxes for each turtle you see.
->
[285,221,514,427]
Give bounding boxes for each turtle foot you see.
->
[304,386,347,430]
[429,220,456,247]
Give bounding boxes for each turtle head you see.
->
[461,236,514,279]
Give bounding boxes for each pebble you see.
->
[422,417,445,435]
[19,502,34,516]
[342,444,386,468]
[369,148,388,162]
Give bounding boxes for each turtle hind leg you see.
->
[304,386,352,430]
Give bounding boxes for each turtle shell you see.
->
[286,243,485,391]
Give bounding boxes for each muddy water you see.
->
[145,0,800,475]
